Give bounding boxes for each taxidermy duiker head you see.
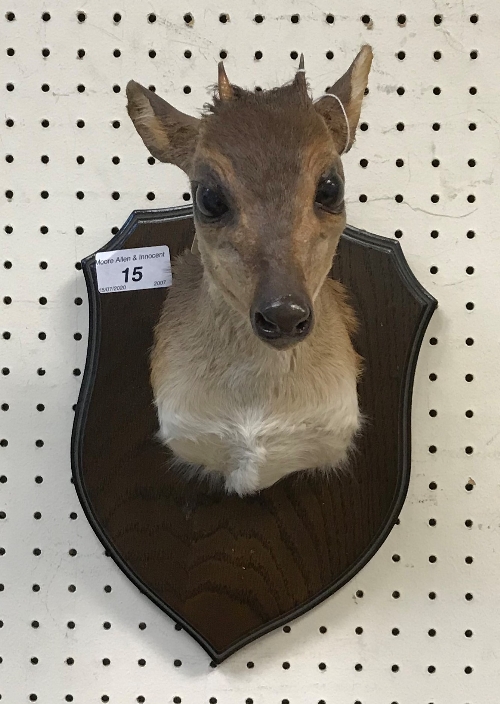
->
[126,46,372,350]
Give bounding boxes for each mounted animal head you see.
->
[126,46,373,350]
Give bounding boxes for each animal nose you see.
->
[252,296,313,342]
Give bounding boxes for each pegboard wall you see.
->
[1,0,499,702]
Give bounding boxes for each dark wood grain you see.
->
[72,206,436,661]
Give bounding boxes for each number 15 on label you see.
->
[122,266,143,283]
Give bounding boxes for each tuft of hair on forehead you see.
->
[203,78,312,117]
[199,78,327,160]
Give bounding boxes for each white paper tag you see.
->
[95,246,172,294]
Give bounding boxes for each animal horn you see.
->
[218,61,234,101]
[294,53,307,94]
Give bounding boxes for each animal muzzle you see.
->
[250,293,314,349]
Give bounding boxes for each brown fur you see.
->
[151,253,361,394]
[126,45,373,494]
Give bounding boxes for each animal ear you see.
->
[314,45,373,153]
[126,80,200,174]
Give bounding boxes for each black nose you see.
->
[252,296,313,344]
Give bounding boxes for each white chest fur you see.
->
[154,369,360,496]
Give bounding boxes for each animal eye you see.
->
[195,186,228,219]
[315,173,344,212]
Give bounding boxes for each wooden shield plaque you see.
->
[71,205,437,662]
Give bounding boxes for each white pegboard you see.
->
[1,1,499,702]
